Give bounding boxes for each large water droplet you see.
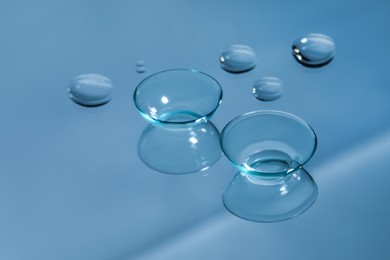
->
[219,44,257,73]
[136,60,146,73]
[253,77,283,101]
[292,33,335,67]
[68,74,113,107]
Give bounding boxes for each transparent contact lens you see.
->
[221,110,317,177]
[220,110,318,222]
[134,69,222,126]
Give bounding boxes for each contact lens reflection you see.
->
[222,168,318,222]
[137,121,222,175]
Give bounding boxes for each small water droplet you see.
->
[219,44,257,73]
[292,33,335,67]
[253,77,283,101]
[68,74,113,107]
[136,60,146,73]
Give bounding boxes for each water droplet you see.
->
[136,60,146,73]
[253,77,283,101]
[219,45,257,73]
[292,33,335,67]
[68,74,113,107]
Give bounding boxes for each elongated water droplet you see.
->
[136,60,146,73]
[253,77,283,101]
[292,33,335,67]
[219,45,257,73]
[68,74,113,107]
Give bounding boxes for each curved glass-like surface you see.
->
[223,168,318,222]
[137,121,222,174]
[133,69,223,126]
[221,110,317,177]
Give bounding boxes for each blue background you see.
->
[1,0,390,259]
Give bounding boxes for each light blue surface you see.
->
[0,0,390,259]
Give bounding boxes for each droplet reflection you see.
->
[136,60,146,73]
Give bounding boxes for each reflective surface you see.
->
[1,0,390,259]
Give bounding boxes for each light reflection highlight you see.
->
[161,96,169,104]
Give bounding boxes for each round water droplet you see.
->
[219,44,257,73]
[136,60,146,73]
[253,77,283,101]
[68,74,113,107]
[292,33,335,67]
